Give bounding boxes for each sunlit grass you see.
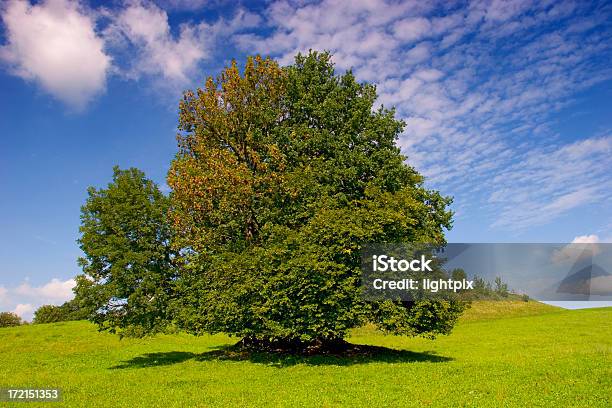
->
[459,299,562,322]
[0,303,610,407]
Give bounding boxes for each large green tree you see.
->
[167,52,464,349]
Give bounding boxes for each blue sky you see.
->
[0,0,611,319]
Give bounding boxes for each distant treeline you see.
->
[0,298,90,327]
[450,268,529,301]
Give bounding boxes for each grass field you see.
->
[1,301,610,407]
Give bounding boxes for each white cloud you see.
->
[404,42,431,64]
[393,17,431,42]
[551,234,602,264]
[14,278,76,301]
[0,0,111,110]
[112,1,206,84]
[1,0,263,109]
[490,137,611,229]
[157,0,208,11]
[13,303,34,320]
[414,68,444,82]
[104,2,261,99]
[482,0,533,23]
[572,234,600,244]
[0,278,76,321]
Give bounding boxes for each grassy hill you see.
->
[0,302,610,407]
[459,299,562,322]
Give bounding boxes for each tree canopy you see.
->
[0,312,23,327]
[33,299,90,324]
[76,167,176,336]
[167,52,462,348]
[77,52,464,349]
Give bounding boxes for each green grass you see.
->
[459,299,562,322]
[0,303,610,407]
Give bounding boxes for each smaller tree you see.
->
[76,166,176,336]
[33,305,65,324]
[0,312,23,327]
[451,268,467,281]
[494,276,509,297]
[32,299,89,324]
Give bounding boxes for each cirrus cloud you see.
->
[238,0,612,232]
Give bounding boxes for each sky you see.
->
[0,0,611,320]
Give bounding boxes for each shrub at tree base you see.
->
[76,51,466,351]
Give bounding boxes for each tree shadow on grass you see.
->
[110,343,452,369]
[110,351,197,369]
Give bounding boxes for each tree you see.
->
[59,297,91,321]
[167,52,464,350]
[33,305,65,324]
[451,268,467,281]
[494,276,509,297]
[0,312,23,327]
[76,167,176,336]
[33,299,90,324]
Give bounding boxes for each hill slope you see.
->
[459,299,562,322]
[0,306,610,407]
